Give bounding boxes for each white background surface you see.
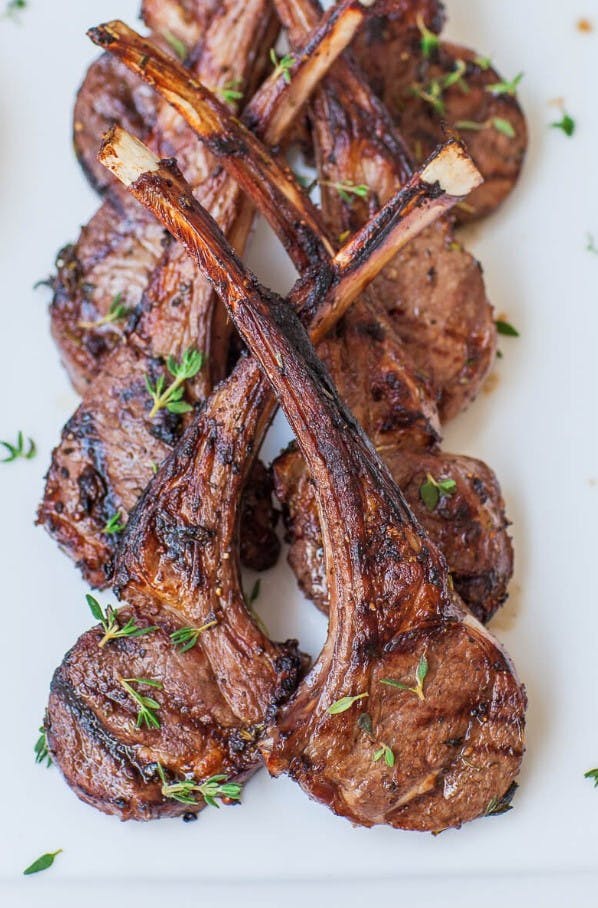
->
[0,0,597,904]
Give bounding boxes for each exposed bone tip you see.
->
[421,142,484,196]
[98,125,160,187]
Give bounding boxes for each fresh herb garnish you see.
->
[218,79,244,104]
[550,113,575,137]
[3,0,27,21]
[486,72,524,97]
[87,594,157,648]
[416,14,439,58]
[419,474,457,511]
[411,59,469,115]
[474,55,492,70]
[34,725,52,767]
[119,677,163,729]
[102,510,125,535]
[587,233,598,255]
[157,764,243,807]
[247,579,261,605]
[170,619,218,652]
[381,654,429,702]
[24,850,62,876]
[495,319,519,337]
[485,781,518,816]
[78,293,130,330]
[327,692,369,715]
[373,743,395,767]
[145,347,203,418]
[163,31,187,60]
[584,768,598,787]
[270,48,295,84]
[1,431,36,463]
[357,712,374,737]
[455,117,515,139]
[320,180,369,204]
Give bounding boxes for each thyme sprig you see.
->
[373,743,395,767]
[416,14,439,58]
[3,0,27,22]
[163,31,187,60]
[270,48,295,84]
[381,654,429,702]
[78,293,131,330]
[320,180,369,204]
[0,431,36,463]
[550,113,575,137]
[411,58,469,115]
[584,768,598,787]
[102,511,125,535]
[156,764,243,807]
[218,79,244,104]
[455,117,515,139]
[486,72,524,97]
[170,619,218,653]
[34,726,52,767]
[145,347,203,418]
[87,594,157,649]
[119,677,163,729]
[419,473,457,511]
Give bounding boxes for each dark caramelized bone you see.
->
[45,134,477,822]
[274,0,496,421]
[91,24,512,620]
[104,132,526,832]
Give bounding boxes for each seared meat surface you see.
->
[353,19,528,222]
[46,118,478,819]
[107,142,525,832]
[274,443,512,624]
[39,0,280,586]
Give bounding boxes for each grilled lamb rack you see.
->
[39,0,376,588]
[46,133,477,820]
[87,20,513,621]
[100,129,526,832]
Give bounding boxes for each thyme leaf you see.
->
[416,14,439,58]
[23,850,62,876]
[584,768,598,787]
[373,743,395,767]
[381,654,429,702]
[102,511,125,535]
[495,319,519,337]
[485,781,518,816]
[0,431,36,463]
[163,31,187,60]
[486,72,524,97]
[320,180,369,204]
[87,594,157,648]
[34,725,52,767]
[218,79,244,104]
[419,473,457,511]
[550,113,575,137]
[327,692,369,715]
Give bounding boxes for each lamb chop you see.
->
[352,7,528,222]
[47,133,476,820]
[39,0,373,587]
[88,18,512,621]
[101,129,526,832]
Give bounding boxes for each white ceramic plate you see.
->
[1,1,597,904]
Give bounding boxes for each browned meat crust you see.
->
[274,443,512,624]
[353,21,528,222]
[107,146,525,832]
[39,1,280,585]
